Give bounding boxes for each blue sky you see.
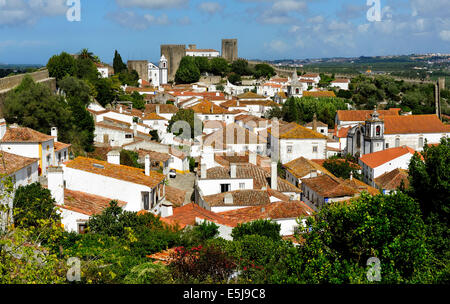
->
[0,0,449,65]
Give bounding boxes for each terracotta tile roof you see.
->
[337,109,401,122]
[284,157,334,179]
[187,100,230,115]
[160,203,238,229]
[270,77,288,83]
[186,49,219,53]
[262,83,282,88]
[199,163,301,193]
[203,123,267,148]
[304,120,328,128]
[302,174,359,198]
[143,113,168,120]
[146,248,177,265]
[237,92,268,99]
[1,126,54,143]
[217,201,314,223]
[336,126,351,138]
[331,78,350,83]
[65,157,166,188]
[359,146,416,169]
[375,168,409,191]
[102,117,132,126]
[268,122,328,139]
[312,158,361,170]
[202,189,289,207]
[145,104,179,114]
[60,189,127,216]
[165,186,187,207]
[341,178,380,196]
[303,91,336,98]
[54,141,71,151]
[137,149,171,162]
[203,120,226,129]
[0,151,38,175]
[214,152,271,170]
[384,114,449,134]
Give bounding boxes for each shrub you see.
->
[231,219,281,241]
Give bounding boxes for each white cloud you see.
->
[266,40,289,53]
[0,0,67,27]
[115,0,188,9]
[308,15,324,24]
[439,30,450,41]
[272,1,306,13]
[106,11,171,30]
[198,2,223,14]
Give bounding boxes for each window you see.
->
[205,116,209,120]
[78,223,87,234]
[386,143,389,148]
[376,125,381,136]
[239,183,245,190]
[313,146,318,153]
[142,192,150,210]
[287,145,293,153]
[419,137,424,147]
[320,129,324,133]
[125,134,133,139]
[220,184,231,193]
[395,137,400,147]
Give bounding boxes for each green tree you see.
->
[46,52,76,81]
[231,59,252,76]
[167,109,203,139]
[2,76,72,143]
[253,64,275,79]
[323,159,362,180]
[175,57,201,84]
[118,69,139,86]
[113,50,127,74]
[12,183,61,228]
[228,72,241,85]
[74,57,99,81]
[210,57,229,77]
[194,57,211,74]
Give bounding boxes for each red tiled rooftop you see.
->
[359,146,416,168]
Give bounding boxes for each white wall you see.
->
[197,178,253,196]
[63,166,160,212]
[273,137,327,164]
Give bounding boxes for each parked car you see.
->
[169,169,177,178]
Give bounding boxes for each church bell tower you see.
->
[363,107,385,154]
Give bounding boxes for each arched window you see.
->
[419,137,424,147]
[376,125,381,136]
[295,88,299,94]
[395,137,400,147]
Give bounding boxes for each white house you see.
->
[186,48,220,58]
[62,156,166,213]
[0,121,71,176]
[358,146,416,187]
[0,152,39,230]
[268,121,328,164]
[330,78,350,90]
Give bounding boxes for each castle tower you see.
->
[363,107,385,154]
[159,55,168,85]
[221,39,238,62]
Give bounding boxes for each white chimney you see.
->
[107,150,120,165]
[145,155,151,176]
[224,193,233,205]
[350,171,353,181]
[48,167,64,206]
[51,127,58,143]
[119,106,123,113]
[0,119,7,140]
[230,163,237,178]
[156,105,160,114]
[160,201,173,217]
[133,123,138,137]
[200,162,207,179]
[271,162,277,191]
[249,152,257,165]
